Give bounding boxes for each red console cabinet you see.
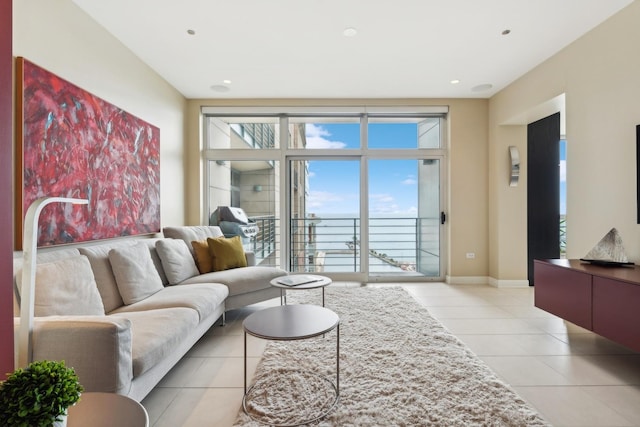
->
[534,259,640,353]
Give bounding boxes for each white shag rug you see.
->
[234,286,549,427]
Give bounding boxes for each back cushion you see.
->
[191,240,214,274]
[79,245,126,312]
[13,248,81,316]
[207,236,248,271]
[163,226,224,254]
[16,255,105,316]
[155,239,200,284]
[141,239,169,286]
[109,242,164,305]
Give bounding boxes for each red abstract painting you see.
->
[15,57,160,248]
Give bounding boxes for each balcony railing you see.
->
[245,215,440,276]
[290,216,440,276]
[249,215,278,266]
[248,215,565,274]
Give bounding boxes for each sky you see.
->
[304,123,422,216]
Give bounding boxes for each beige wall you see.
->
[13,0,187,231]
[448,99,489,279]
[489,1,640,281]
[186,98,489,279]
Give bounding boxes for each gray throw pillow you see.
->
[16,255,105,316]
[155,239,200,285]
[109,242,164,304]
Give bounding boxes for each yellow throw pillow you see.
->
[207,236,248,271]
[191,240,213,274]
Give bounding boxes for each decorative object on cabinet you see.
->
[580,227,633,267]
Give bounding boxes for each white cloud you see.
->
[560,160,566,182]
[305,124,347,149]
[368,193,415,215]
[370,193,395,203]
[402,176,417,185]
[370,203,400,214]
[307,190,351,209]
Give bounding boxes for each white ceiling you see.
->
[72,0,633,100]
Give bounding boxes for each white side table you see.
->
[67,392,148,427]
[270,274,332,306]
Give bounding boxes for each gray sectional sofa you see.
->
[12,225,286,401]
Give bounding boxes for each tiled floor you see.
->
[142,283,640,426]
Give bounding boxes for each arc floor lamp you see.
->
[17,196,88,368]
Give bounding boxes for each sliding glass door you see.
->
[203,107,447,282]
[368,158,441,278]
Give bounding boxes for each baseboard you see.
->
[445,275,489,285]
[487,277,530,288]
[445,275,530,288]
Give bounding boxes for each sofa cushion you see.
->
[79,245,126,313]
[109,243,164,305]
[110,307,199,378]
[155,239,200,285]
[13,247,82,316]
[192,240,214,274]
[142,239,169,286]
[109,283,228,321]
[16,255,105,316]
[207,236,248,271]
[163,226,224,254]
[180,266,287,297]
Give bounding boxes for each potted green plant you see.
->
[0,360,83,427]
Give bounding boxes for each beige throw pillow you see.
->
[155,239,200,285]
[16,255,105,316]
[109,242,164,304]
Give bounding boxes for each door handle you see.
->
[440,212,446,225]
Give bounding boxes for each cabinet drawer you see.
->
[593,277,640,352]
[534,261,592,329]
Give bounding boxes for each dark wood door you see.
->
[527,113,560,285]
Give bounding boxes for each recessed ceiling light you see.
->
[450,79,461,85]
[501,29,511,36]
[223,79,232,85]
[471,83,493,92]
[343,27,358,37]
[187,29,196,35]
[210,85,230,93]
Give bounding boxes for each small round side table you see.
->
[67,392,148,427]
[270,274,332,306]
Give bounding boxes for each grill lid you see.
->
[211,206,250,225]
